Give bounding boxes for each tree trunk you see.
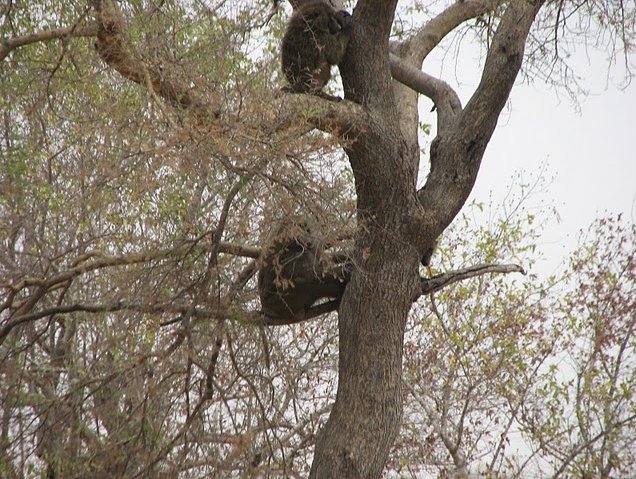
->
[310,132,423,478]
[310,1,545,477]
[310,5,427,476]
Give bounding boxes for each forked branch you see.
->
[389,1,504,131]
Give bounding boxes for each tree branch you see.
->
[388,1,503,137]
[0,260,525,338]
[258,262,526,327]
[0,240,261,343]
[417,0,546,238]
[389,53,462,134]
[418,263,525,297]
[549,412,636,479]
[408,0,496,64]
[1,24,97,62]
[93,0,219,122]
[2,240,259,292]
[458,0,546,141]
[1,298,244,343]
[403,380,469,477]
[94,0,364,140]
[274,93,369,139]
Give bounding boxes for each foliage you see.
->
[1,0,635,477]
[393,203,636,478]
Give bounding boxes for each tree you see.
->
[0,0,633,478]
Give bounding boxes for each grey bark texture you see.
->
[308,1,546,477]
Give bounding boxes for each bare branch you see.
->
[389,53,462,134]
[2,240,259,292]
[408,0,496,64]
[0,240,261,342]
[2,291,324,348]
[459,0,546,139]
[1,24,97,62]
[419,263,525,297]
[218,242,261,259]
[0,300,232,342]
[404,380,469,477]
[550,413,636,479]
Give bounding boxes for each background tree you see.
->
[1,0,634,478]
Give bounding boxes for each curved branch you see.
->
[408,0,496,64]
[389,53,462,134]
[93,0,219,122]
[388,1,502,137]
[418,0,546,238]
[0,295,338,339]
[1,24,97,62]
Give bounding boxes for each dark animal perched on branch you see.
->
[258,220,350,321]
[281,2,352,99]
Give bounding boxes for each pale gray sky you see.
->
[420,42,636,276]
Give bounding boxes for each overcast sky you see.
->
[419,41,636,276]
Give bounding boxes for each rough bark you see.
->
[310,1,546,477]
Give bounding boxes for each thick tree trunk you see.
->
[309,1,545,477]
[310,128,423,477]
[310,10,426,473]
[310,247,419,478]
